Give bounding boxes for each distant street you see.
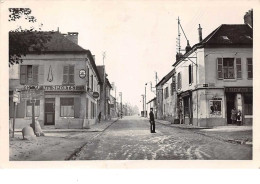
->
[72,116,252,160]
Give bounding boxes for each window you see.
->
[91,102,96,119]
[86,98,89,118]
[188,64,193,84]
[244,93,252,115]
[223,58,235,79]
[91,75,94,90]
[177,72,182,90]
[164,87,169,99]
[63,65,74,84]
[20,65,39,84]
[247,58,253,79]
[86,67,89,88]
[26,100,40,117]
[236,58,242,79]
[60,98,74,117]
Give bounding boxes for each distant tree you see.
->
[9,8,51,67]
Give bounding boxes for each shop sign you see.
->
[209,100,222,118]
[79,69,86,79]
[24,85,85,91]
[92,91,99,98]
[225,87,253,93]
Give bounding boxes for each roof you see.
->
[86,50,102,83]
[9,31,87,53]
[156,68,175,87]
[97,66,105,83]
[106,78,113,89]
[173,24,253,66]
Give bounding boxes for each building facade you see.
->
[174,23,253,127]
[9,31,101,129]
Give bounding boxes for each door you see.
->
[45,98,55,125]
[226,93,235,124]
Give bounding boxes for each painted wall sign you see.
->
[93,91,99,98]
[24,85,85,91]
[225,87,253,93]
[79,69,86,79]
[209,100,222,118]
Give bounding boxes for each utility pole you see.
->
[119,92,122,118]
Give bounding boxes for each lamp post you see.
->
[141,94,144,117]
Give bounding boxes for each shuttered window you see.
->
[223,58,235,79]
[177,72,182,90]
[86,67,89,88]
[20,65,39,84]
[247,58,253,79]
[236,58,242,79]
[63,65,74,84]
[188,64,193,84]
[217,58,223,79]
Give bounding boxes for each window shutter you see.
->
[236,58,242,79]
[63,65,69,84]
[74,97,80,118]
[32,65,39,84]
[217,58,223,79]
[180,72,182,89]
[38,65,44,84]
[16,100,26,118]
[247,58,253,79]
[87,67,89,88]
[20,65,27,84]
[69,65,74,84]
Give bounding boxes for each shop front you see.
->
[225,87,253,125]
[177,90,193,125]
[9,85,88,129]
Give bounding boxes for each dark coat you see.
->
[149,111,154,121]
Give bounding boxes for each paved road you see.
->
[72,116,252,160]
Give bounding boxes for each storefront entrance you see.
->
[45,98,55,125]
[226,93,236,124]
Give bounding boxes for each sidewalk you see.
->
[10,118,119,161]
[153,118,252,145]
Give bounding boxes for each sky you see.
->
[4,0,255,112]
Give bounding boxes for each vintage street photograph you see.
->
[2,0,258,163]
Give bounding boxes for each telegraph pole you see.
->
[103,51,106,120]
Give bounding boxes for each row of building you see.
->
[9,31,121,129]
[147,10,253,127]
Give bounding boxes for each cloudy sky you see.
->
[4,0,255,111]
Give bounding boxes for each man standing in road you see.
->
[149,108,156,133]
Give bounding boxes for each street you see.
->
[72,116,252,160]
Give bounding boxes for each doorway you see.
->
[45,98,55,125]
[226,93,236,124]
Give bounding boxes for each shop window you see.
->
[26,100,40,117]
[247,58,253,79]
[236,58,242,79]
[20,65,39,84]
[188,64,193,84]
[60,98,74,117]
[177,72,182,90]
[244,93,252,115]
[63,65,74,84]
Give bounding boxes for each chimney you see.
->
[65,32,78,44]
[244,9,253,28]
[198,24,202,42]
[185,40,192,53]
